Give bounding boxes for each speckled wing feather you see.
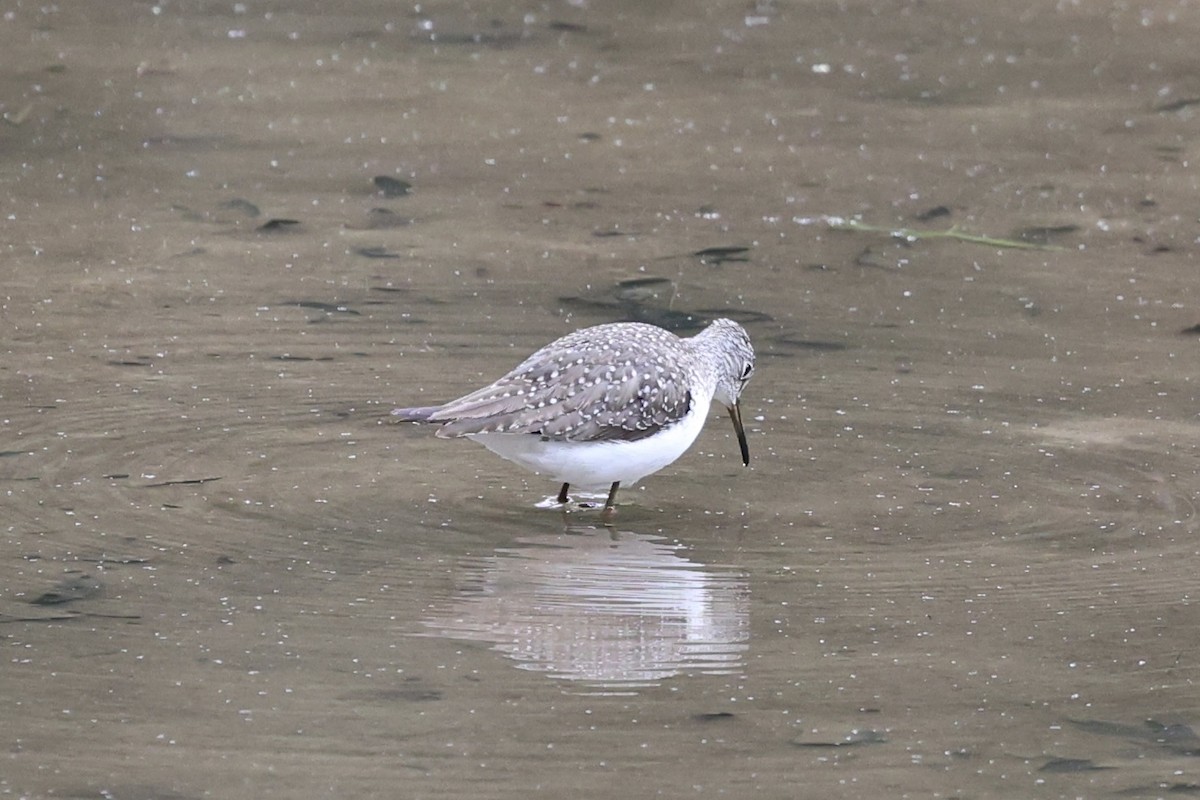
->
[420,324,693,442]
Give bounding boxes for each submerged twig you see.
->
[797,215,1066,251]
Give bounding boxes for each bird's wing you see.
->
[424,333,693,442]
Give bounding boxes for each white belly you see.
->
[467,397,712,490]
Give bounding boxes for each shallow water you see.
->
[3,1,1200,798]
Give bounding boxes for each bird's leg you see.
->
[600,482,619,513]
[600,482,620,525]
[557,483,570,504]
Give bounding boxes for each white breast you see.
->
[467,393,713,490]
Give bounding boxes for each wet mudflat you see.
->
[2,1,1199,798]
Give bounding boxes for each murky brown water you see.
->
[4,1,1200,797]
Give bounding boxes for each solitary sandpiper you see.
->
[391,318,755,512]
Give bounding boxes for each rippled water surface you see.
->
[4,1,1200,798]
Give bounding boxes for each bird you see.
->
[391,318,755,513]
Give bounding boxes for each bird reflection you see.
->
[420,526,749,694]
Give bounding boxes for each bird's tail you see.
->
[390,406,441,422]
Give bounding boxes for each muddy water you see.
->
[3,1,1199,797]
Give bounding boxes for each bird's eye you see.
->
[740,363,754,381]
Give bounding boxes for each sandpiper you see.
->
[391,318,755,512]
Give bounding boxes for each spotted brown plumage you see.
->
[412,323,693,442]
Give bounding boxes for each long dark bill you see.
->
[727,401,750,466]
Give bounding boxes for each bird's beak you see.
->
[727,401,750,466]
